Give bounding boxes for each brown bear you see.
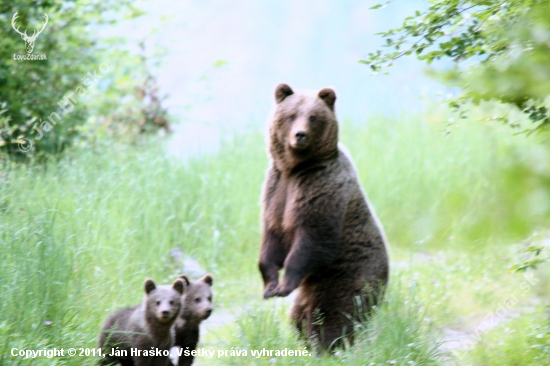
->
[172,274,213,366]
[98,278,186,366]
[258,83,389,350]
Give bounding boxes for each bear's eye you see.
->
[156,301,160,306]
[169,301,173,305]
[194,298,201,303]
[309,115,317,123]
[289,114,296,122]
[208,296,212,302]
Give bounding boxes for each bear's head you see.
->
[144,278,186,323]
[178,274,214,323]
[269,83,339,171]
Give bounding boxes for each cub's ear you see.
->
[275,83,294,104]
[172,279,186,295]
[318,87,336,111]
[202,274,213,286]
[178,275,190,287]
[144,279,156,294]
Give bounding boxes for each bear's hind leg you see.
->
[290,294,308,337]
[304,307,354,352]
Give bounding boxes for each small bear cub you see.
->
[98,278,186,366]
[171,274,213,366]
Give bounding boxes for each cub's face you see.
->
[270,84,338,165]
[144,279,186,323]
[180,274,214,321]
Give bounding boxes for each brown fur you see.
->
[259,84,389,350]
[173,274,213,366]
[98,279,186,366]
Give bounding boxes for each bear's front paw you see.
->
[263,282,278,299]
[270,282,294,297]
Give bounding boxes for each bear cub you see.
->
[172,274,213,366]
[98,278,186,366]
[259,84,389,351]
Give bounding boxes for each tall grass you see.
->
[219,281,442,366]
[1,135,268,364]
[0,116,549,364]
[341,116,550,249]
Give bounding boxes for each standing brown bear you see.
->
[259,83,389,350]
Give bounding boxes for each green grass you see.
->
[341,116,550,249]
[468,311,550,365]
[213,281,441,366]
[1,116,549,365]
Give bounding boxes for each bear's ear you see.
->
[318,87,336,111]
[178,275,190,287]
[275,83,294,104]
[172,279,186,295]
[144,279,156,294]
[202,274,213,286]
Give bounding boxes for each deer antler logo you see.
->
[12,11,49,54]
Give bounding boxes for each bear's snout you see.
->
[288,116,310,150]
[204,308,212,318]
[295,131,307,144]
[161,310,171,318]
[290,129,309,150]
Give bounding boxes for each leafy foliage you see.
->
[365,0,550,131]
[510,235,550,272]
[0,0,169,160]
[87,41,172,142]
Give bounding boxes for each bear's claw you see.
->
[263,283,277,299]
[270,282,293,298]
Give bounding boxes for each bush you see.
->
[0,0,156,160]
